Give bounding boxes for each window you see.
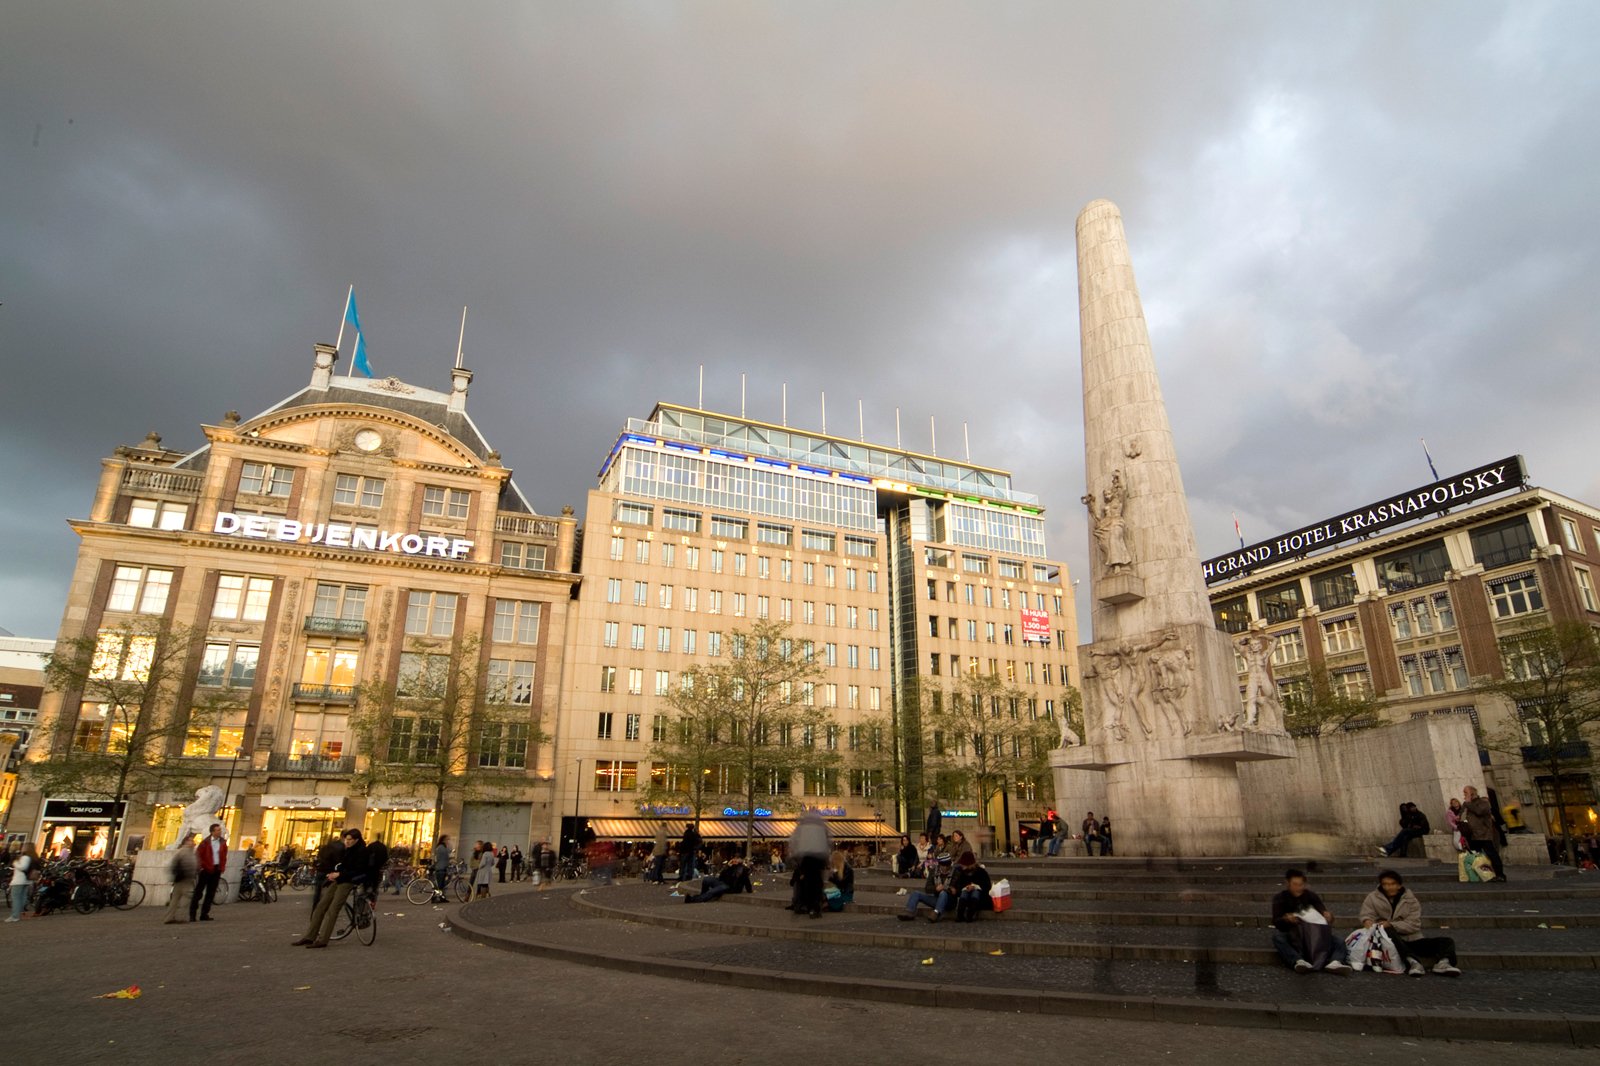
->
[593,760,637,791]
[757,523,792,546]
[1577,567,1598,612]
[709,549,724,573]
[803,562,814,585]
[602,621,619,648]
[1488,573,1543,618]
[651,714,668,742]
[213,574,274,621]
[783,559,793,582]
[633,581,648,607]
[610,535,625,561]
[239,461,294,497]
[656,626,672,653]
[486,659,535,705]
[998,559,1024,579]
[1256,580,1304,623]
[1560,516,1582,552]
[300,646,359,687]
[707,632,722,656]
[312,583,367,621]
[655,670,670,696]
[630,624,646,650]
[711,515,748,539]
[597,712,614,740]
[662,508,701,532]
[708,590,722,614]
[1470,518,1535,571]
[659,585,674,609]
[421,486,472,519]
[397,652,448,696]
[1332,669,1370,701]
[127,498,188,530]
[825,603,836,626]
[500,542,548,571]
[477,722,529,768]
[683,588,698,612]
[404,591,457,637]
[625,713,641,742]
[198,642,259,687]
[1212,594,1250,634]
[1433,592,1455,630]
[289,711,348,763]
[1389,602,1413,640]
[606,579,621,604]
[682,629,697,654]
[732,592,746,616]
[183,706,247,758]
[616,501,653,526]
[1322,617,1361,654]
[845,536,875,558]
[868,571,878,593]
[492,600,542,644]
[802,529,835,552]
[107,565,173,615]
[869,647,879,670]
[962,555,990,575]
[333,474,385,508]
[867,608,879,631]
[685,546,699,570]
[1310,566,1359,610]
[627,668,643,695]
[635,539,650,564]
[1270,630,1305,667]
[599,666,616,693]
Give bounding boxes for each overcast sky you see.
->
[4,3,1598,640]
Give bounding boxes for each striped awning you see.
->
[586,817,900,842]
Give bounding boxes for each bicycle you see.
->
[405,862,470,904]
[288,864,320,891]
[330,887,378,945]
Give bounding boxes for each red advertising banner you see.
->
[1020,608,1051,644]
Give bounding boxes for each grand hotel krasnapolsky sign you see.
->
[1202,455,1527,584]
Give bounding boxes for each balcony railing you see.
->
[291,683,357,703]
[268,752,356,776]
[122,466,203,495]
[303,616,368,637]
[1521,741,1592,764]
[495,514,560,537]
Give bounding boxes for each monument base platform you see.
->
[1052,728,1293,771]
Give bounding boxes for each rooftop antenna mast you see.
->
[741,373,746,418]
[782,383,788,427]
[858,400,865,442]
[698,365,704,410]
[821,392,827,435]
[895,408,902,450]
[963,421,970,462]
[930,415,938,457]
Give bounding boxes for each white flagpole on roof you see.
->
[335,284,353,366]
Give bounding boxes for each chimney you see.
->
[449,364,473,414]
[311,343,339,391]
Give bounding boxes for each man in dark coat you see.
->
[677,823,703,882]
[925,800,942,843]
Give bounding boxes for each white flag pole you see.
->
[335,284,352,362]
[455,306,468,369]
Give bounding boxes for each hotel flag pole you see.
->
[455,306,468,369]
[335,284,353,359]
[1421,438,1440,481]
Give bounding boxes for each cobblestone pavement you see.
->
[5,881,1596,1064]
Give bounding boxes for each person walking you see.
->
[1461,786,1507,882]
[925,799,942,843]
[1358,869,1461,976]
[474,841,496,898]
[164,835,198,924]
[647,824,669,883]
[191,823,228,921]
[431,835,452,902]
[293,828,369,949]
[787,811,832,918]
[7,842,40,921]
[366,834,390,896]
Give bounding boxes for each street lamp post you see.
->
[220,747,245,841]
[570,758,581,859]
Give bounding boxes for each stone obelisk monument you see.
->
[1054,200,1293,856]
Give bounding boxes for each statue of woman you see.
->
[1083,469,1134,574]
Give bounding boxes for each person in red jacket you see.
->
[192,823,228,921]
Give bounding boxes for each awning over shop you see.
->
[586,817,899,842]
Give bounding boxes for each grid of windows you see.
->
[618,447,877,532]
[239,462,295,497]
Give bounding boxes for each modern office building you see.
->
[1205,456,1600,841]
[554,403,1079,854]
[15,345,578,859]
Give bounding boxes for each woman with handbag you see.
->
[7,842,39,922]
[1359,869,1460,976]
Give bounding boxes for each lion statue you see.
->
[167,785,227,849]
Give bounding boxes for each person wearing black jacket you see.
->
[949,852,993,922]
[366,835,390,895]
[1378,803,1431,858]
[894,835,918,877]
[1270,868,1351,974]
[677,823,703,882]
[294,829,369,948]
[681,854,753,904]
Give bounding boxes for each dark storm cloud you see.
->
[3,2,1599,637]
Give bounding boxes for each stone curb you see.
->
[579,892,1600,971]
[448,899,1596,1045]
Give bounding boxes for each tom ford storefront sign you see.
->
[1202,455,1526,584]
[213,511,473,560]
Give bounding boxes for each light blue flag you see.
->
[344,290,374,377]
[352,331,374,378]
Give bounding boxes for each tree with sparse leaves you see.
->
[920,669,1057,853]
[30,618,245,856]
[1483,620,1600,868]
[1278,663,1381,738]
[350,636,543,831]
[646,621,836,859]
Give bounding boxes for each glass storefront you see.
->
[362,808,436,857]
[37,798,126,859]
[260,806,346,856]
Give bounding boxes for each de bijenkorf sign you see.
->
[1202,455,1526,584]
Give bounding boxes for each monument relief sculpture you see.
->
[1089,630,1178,741]
[1235,624,1289,734]
[1083,469,1134,574]
[1146,642,1194,738]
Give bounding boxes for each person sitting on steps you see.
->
[1270,868,1352,975]
[950,851,993,923]
[1359,869,1461,976]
